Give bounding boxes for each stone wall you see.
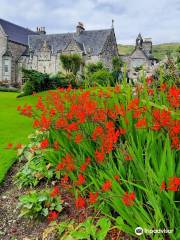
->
[8,41,27,84]
[0,27,7,82]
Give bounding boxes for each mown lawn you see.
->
[0,92,38,183]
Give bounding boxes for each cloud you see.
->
[0,0,179,44]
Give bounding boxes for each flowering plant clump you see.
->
[16,77,180,239]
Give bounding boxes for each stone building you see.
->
[0,18,37,86]
[121,33,158,81]
[0,19,118,86]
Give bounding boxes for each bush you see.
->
[60,54,82,75]
[91,69,113,86]
[86,62,104,75]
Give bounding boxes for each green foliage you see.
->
[112,56,123,72]
[60,54,82,75]
[56,217,111,240]
[86,62,104,75]
[18,190,62,219]
[91,69,113,86]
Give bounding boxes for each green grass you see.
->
[118,42,180,60]
[0,92,38,183]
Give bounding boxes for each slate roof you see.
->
[28,29,112,56]
[0,19,38,46]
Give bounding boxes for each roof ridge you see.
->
[0,18,35,33]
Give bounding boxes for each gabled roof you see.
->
[0,18,38,46]
[28,29,112,56]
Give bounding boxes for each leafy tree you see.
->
[112,56,123,72]
[60,54,82,75]
[91,69,113,86]
[85,61,104,75]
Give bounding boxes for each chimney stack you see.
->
[36,26,46,35]
[76,22,85,35]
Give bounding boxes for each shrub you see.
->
[91,69,113,86]
[60,54,82,75]
[86,62,104,75]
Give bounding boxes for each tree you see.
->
[60,54,82,75]
[112,56,123,72]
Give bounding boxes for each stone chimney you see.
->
[76,22,85,35]
[36,27,46,35]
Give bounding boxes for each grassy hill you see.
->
[118,43,180,60]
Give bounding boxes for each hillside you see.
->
[118,43,180,60]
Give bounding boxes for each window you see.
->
[4,65,8,73]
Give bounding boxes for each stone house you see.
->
[0,18,37,86]
[0,19,119,86]
[121,34,158,81]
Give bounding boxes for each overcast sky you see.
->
[0,0,179,44]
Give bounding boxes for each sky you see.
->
[0,0,180,44]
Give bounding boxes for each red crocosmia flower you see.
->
[160,83,167,91]
[92,126,104,141]
[122,192,135,206]
[127,98,139,111]
[95,149,105,163]
[36,97,45,111]
[114,175,120,182]
[146,76,153,85]
[49,108,56,117]
[102,180,112,192]
[60,175,71,189]
[53,141,59,150]
[135,117,147,128]
[40,139,49,149]
[75,174,85,186]
[167,86,180,108]
[167,176,180,192]
[33,119,40,128]
[124,154,133,161]
[89,192,98,204]
[16,144,22,149]
[119,128,126,135]
[75,133,83,144]
[160,181,166,192]
[7,143,13,149]
[17,105,21,111]
[75,196,86,209]
[47,211,58,222]
[56,162,64,172]
[40,115,51,130]
[50,186,60,198]
[148,88,154,96]
[114,84,121,93]
[115,104,126,117]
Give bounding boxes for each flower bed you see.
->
[16,79,180,239]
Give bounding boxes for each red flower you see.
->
[56,162,65,172]
[122,192,135,206]
[17,105,21,111]
[114,84,121,93]
[102,180,112,192]
[167,86,180,108]
[74,133,83,144]
[114,175,120,182]
[47,211,58,222]
[33,119,40,128]
[148,88,154,96]
[53,141,59,150]
[124,154,133,161]
[89,192,98,204]
[92,126,104,141]
[75,174,85,186]
[16,143,23,149]
[135,117,147,128]
[119,128,126,135]
[167,176,180,192]
[146,76,153,85]
[40,139,49,149]
[127,98,139,111]
[95,148,105,163]
[160,83,167,91]
[49,108,56,117]
[50,186,60,197]
[160,181,166,192]
[7,143,13,149]
[75,196,86,209]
